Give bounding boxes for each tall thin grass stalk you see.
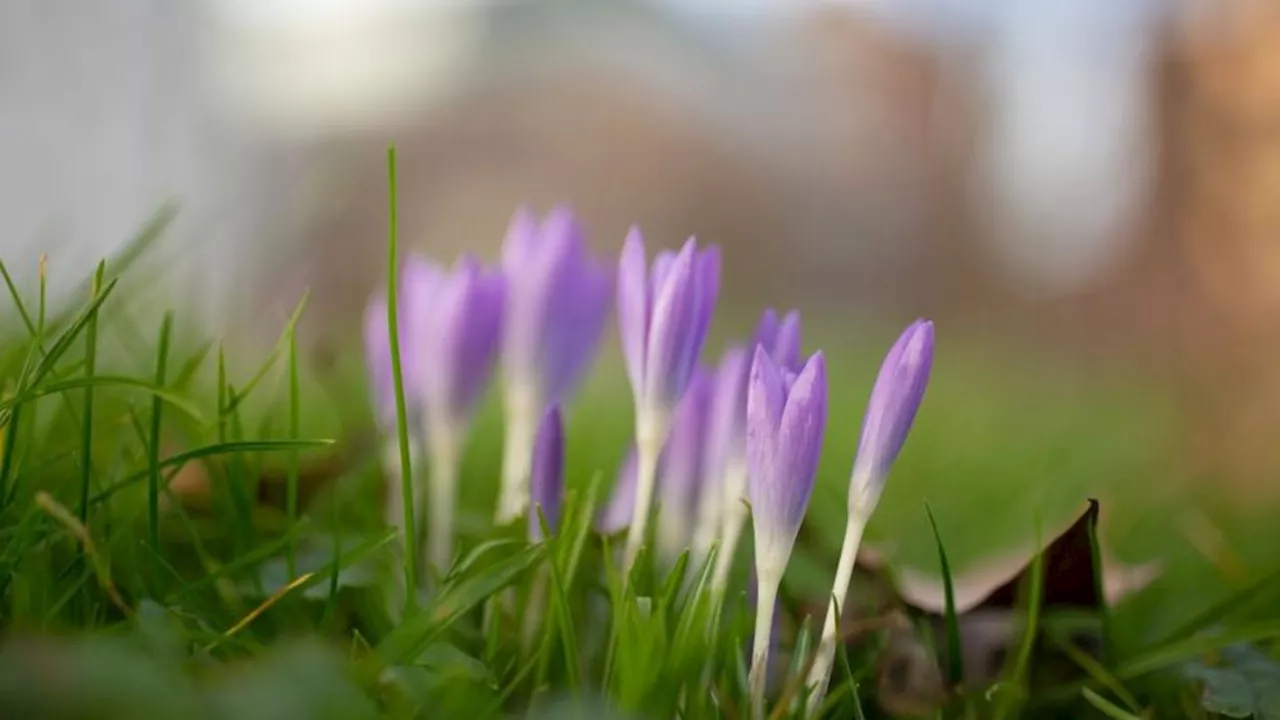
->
[285,329,301,578]
[384,145,418,608]
[147,312,173,579]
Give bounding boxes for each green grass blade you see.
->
[1045,627,1141,714]
[76,262,104,623]
[0,260,36,336]
[1083,498,1114,664]
[378,543,546,666]
[0,376,204,422]
[167,519,315,602]
[87,439,335,508]
[147,313,173,583]
[994,520,1045,720]
[1119,620,1280,678]
[384,144,417,611]
[1081,688,1142,720]
[221,291,310,418]
[285,328,301,579]
[924,501,964,687]
[1162,563,1280,646]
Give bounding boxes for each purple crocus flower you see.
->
[848,319,934,514]
[618,230,720,414]
[745,346,827,717]
[617,229,720,570]
[498,206,612,523]
[708,308,803,591]
[406,254,506,429]
[807,319,934,709]
[528,404,565,543]
[596,447,637,535]
[396,252,506,576]
[746,346,827,580]
[656,368,714,564]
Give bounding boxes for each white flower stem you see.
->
[426,422,462,581]
[690,469,725,574]
[710,460,748,593]
[748,570,781,720]
[805,511,868,714]
[623,409,666,575]
[496,380,538,524]
[382,437,418,541]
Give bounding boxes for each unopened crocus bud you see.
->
[411,255,507,430]
[656,368,713,565]
[746,346,827,718]
[597,448,637,536]
[848,319,934,515]
[807,319,935,712]
[710,308,803,591]
[528,404,565,543]
[401,253,507,577]
[498,207,612,523]
[617,230,720,571]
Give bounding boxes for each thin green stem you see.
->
[385,145,418,609]
[78,262,104,523]
[147,312,173,584]
[285,329,301,579]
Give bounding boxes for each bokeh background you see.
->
[5,0,1280,648]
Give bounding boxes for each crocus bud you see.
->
[503,206,612,403]
[617,230,720,419]
[617,229,720,571]
[498,206,612,522]
[596,448,637,535]
[746,347,827,582]
[848,319,934,516]
[656,368,713,563]
[745,346,827,717]
[408,254,507,429]
[807,319,935,711]
[708,308,806,591]
[528,404,565,543]
[399,252,506,576]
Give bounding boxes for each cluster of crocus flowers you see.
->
[362,203,936,720]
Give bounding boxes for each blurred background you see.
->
[5,0,1280,634]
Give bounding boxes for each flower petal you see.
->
[746,345,786,512]
[851,319,934,509]
[617,228,649,399]
[773,351,826,531]
[774,311,802,372]
[644,239,699,407]
[500,206,540,272]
